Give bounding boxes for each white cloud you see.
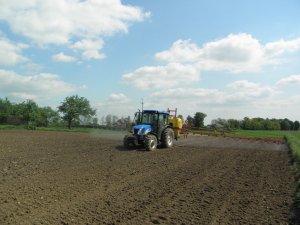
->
[122,33,300,92]
[52,52,76,62]
[0,35,28,65]
[95,93,134,119]
[200,33,267,73]
[71,39,105,60]
[10,92,37,100]
[21,63,43,73]
[124,33,300,91]
[264,38,300,56]
[143,80,293,123]
[226,80,276,103]
[276,74,300,86]
[147,81,276,109]
[122,62,200,90]
[154,33,300,74]
[0,0,149,61]
[155,39,201,63]
[108,93,129,103]
[93,83,297,123]
[228,80,262,90]
[0,0,149,45]
[146,88,226,115]
[0,69,77,100]
[150,88,224,102]
[155,34,267,73]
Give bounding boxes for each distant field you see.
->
[191,128,300,140]
[226,130,300,162]
[0,125,126,133]
[191,128,300,163]
[226,129,300,139]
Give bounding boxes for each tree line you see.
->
[0,96,96,129]
[0,98,59,127]
[1,96,299,131]
[184,112,299,131]
[211,117,300,131]
[0,96,131,129]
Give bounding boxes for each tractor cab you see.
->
[134,110,168,124]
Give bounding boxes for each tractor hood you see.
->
[132,124,152,135]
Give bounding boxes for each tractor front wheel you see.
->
[161,128,174,148]
[123,135,135,149]
[145,134,157,151]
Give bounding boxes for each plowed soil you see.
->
[0,130,295,225]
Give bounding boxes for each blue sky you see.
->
[1,0,300,123]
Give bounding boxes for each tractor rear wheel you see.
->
[145,134,157,151]
[161,128,174,148]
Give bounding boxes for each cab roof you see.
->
[143,110,169,115]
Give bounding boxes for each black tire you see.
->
[123,135,135,149]
[161,128,174,148]
[144,134,157,151]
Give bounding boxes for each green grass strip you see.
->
[226,130,291,139]
[0,125,26,129]
[285,133,300,162]
[284,133,300,224]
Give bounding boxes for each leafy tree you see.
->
[294,121,300,131]
[280,118,292,130]
[92,117,98,125]
[263,119,280,130]
[251,118,265,130]
[7,103,23,124]
[105,114,112,127]
[58,95,96,129]
[0,98,11,123]
[36,106,59,127]
[227,119,241,129]
[211,118,229,129]
[112,115,118,125]
[241,117,252,130]
[186,115,194,127]
[193,112,206,128]
[241,117,281,130]
[104,115,119,127]
[100,116,105,125]
[15,100,39,125]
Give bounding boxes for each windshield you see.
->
[141,112,158,124]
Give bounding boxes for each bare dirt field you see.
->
[0,130,295,224]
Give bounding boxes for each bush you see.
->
[27,125,36,130]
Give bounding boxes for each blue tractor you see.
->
[123,109,182,151]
